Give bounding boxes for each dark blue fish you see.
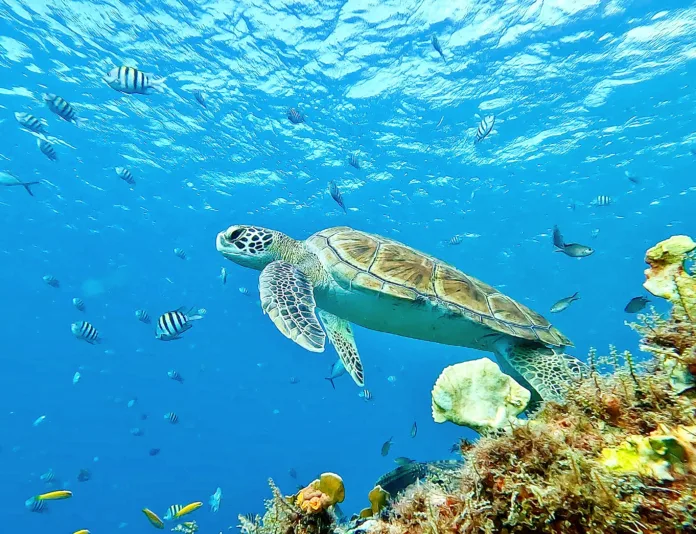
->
[624,296,649,314]
[77,469,91,482]
[193,90,207,108]
[431,35,446,62]
[149,448,160,456]
[287,108,304,124]
[328,181,346,213]
[349,153,360,170]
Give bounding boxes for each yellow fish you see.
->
[73,530,90,534]
[143,508,165,529]
[173,501,203,519]
[36,490,72,500]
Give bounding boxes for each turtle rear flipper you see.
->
[259,261,325,352]
[493,339,586,403]
[318,310,365,387]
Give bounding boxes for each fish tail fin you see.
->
[23,181,39,196]
[325,377,335,389]
[149,77,168,93]
[74,117,88,128]
[572,292,580,300]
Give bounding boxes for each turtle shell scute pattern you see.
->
[311,227,571,347]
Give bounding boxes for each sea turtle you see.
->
[216,225,584,401]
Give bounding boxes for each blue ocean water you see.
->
[1,0,695,531]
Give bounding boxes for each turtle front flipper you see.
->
[259,261,325,352]
[493,339,586,403]
[318,310,365,387]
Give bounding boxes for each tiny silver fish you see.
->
[220,267,227,285]
[410,421,417,438]
[550,292,579,313]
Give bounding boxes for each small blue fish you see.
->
[135,309,150,323]
[209,487,222,513]
[431,35,446,62]
[43,275,59,288]
[325,359,346,389]
[193,90,207,108]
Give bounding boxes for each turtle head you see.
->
[216,225,280,270]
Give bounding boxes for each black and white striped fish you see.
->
[193,90,206,108]
[156,307,204,341]
[329,180,346,213]
[40,468,57,484]
[25,497,47,513]
[591,195,612,207]
[37,139,58,161]
[164,504,183,520]
[449,235,462,246]
[474,115,495,144]
[164,412,179,424]
[115,167,135,186]
[43,275,59,288]
[135,309,151,323]
[174,248,187,260]
[104,66,166,95]
[167,370,184,384]
[15,112,47,133]
[43,94,84,126]
[358,388,373,401]
[287,108,304,124]
[71,321,100,344]
[348,153,360,170]
[72,298,85,312]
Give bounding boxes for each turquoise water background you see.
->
[1,0,694,531]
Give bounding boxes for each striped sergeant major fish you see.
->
[287,108,304,124]
[43,275,59,287]
[358,388,373,401]
[328,180,346,213]
[591,195,612,207]
[164,412,179,424]
[156,307,204,341]
[71,321,100,344]
[72,298,86,311]
[167,370,184,384]
[174,247,187,260]
[135,309,150,323]
[348,153,360,170]
[25,496,48,513]
[115,167,135,186]
[164,504,183,520]
[42,94,85,126]
[37,139,58,161]
[104,66,166,95]
[474,115,495,144]
[15,112,47,134]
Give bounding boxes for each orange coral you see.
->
[296,487,332,514]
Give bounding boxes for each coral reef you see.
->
[359,237,696,534]
[239,476,343,534]
[431,357,531,433]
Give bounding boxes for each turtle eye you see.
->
[228,228,245,241]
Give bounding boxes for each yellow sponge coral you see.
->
[600,425,696,481]
[359,485,390,518]
[643,235,696,319]
[295,473,345,514]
